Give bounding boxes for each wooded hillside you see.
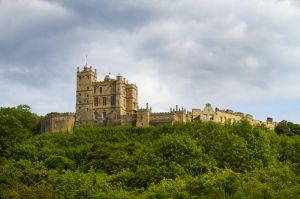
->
[0,105,299,198]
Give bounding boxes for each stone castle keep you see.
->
[40,64,277,133]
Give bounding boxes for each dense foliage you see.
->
[275,120,300,136]
[0,106,299,198]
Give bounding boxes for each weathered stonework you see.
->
[136,104,192,127]
[75,65,138,127]
[40,112,75,133]
[41,64,277,133]
[192,103,277,130]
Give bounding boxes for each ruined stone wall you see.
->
[40,113,75,133]
[215,110,244,124]
[192,104,216,122]
[192,109,201,121]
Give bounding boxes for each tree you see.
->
[275,120,300,136]
[0,113,29,156]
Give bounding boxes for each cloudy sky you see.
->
[1,0,300,123]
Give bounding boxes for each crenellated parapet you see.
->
[77,64,96,73]
[169,105,188,113]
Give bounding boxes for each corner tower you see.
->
[76,64,97,125]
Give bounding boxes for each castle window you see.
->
[103,97,106,106]
[94,87,96,94]
[100,87,102,94]
[94,111,98,120]
[87,94,89,97]
[111,95,116,106]
[87,86,89,90]
[79,93,81,96]
[94,97,98,106]
[102,111,107,120]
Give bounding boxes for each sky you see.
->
[1,0,300,123]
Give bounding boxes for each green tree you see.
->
[275,120,300,136]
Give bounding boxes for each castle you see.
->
[40,64,277,133]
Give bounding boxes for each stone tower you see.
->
[76,64,97,125]
[136,103,151,127]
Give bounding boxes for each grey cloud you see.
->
[49,0,161,31]
[1,0,300,123]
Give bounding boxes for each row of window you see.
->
[93,86,127,95]
[94,96,116,106]
[78,86,130,95]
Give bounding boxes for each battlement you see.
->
[77,64,96,73]
[138,103,152,112]
[169,105,187,113]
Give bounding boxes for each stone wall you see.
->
[150,112,175,126]
[191,104,277,129]
[40,113,75,133]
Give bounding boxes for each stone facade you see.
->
[75,65,138,127]
[40,64,277,133]
[136,104,192,127]
[192,103,277,130]
[40,112,75,133]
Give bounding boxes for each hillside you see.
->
[0,105,299,198]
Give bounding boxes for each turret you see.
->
[136,103,151,127]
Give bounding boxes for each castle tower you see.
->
[76,64,97,125]
[125,83,138,115]
[136,103,151,127]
